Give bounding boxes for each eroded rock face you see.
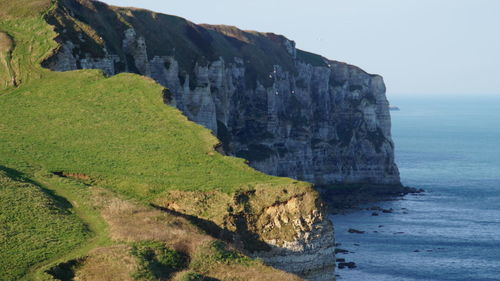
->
[254,196,335,281]
[41,2,401,279]
[154,186,335,281]
[259,218,335,281]
[45,24,400,186]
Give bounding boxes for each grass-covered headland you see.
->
[0,0,312,280]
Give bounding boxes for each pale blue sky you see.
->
[102,0,500,97]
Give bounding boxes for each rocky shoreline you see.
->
[318,184,424,214]
[326,187,426,277]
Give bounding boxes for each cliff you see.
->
[154,185,335,281]
[44,0,401,186]
[0,0,337,280]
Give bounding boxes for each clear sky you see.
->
[102,0,500,97]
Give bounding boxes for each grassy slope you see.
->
[0,0,309,279]
[0,168,89,281]
[0,69,299,199]
[0,1,303,201]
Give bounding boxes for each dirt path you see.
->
[0,31,17,88]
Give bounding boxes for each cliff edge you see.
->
[44,0,401,187]
[0,0,338,279]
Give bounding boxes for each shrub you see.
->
[130,241,187,280]
[190,240,252,272]
[179,271,218,281]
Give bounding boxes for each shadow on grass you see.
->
[150,203,271,253]
[45,258,85,281]
[0,165,75,211]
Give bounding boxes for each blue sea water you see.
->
[332,95,500,281]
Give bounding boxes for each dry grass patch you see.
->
[154,190,232,226]
[92,188,213,255]
[0,32,13,51]
[187,240,304,281]
[87,188,304,280]
[0,0,51,18]
[74,245,137,281]
[0,31,16,89]
[192,263,303,281]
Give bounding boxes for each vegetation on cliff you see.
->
[41,0,400,189]
[0,0,320,280]
[43,0,332,88]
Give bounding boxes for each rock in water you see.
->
[335,248,350,254]
[338,262,357,269]
[348,228,365,234]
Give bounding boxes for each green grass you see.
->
[0,1,311,279]
[0,168,89,281]
[0,1,317,280]
[0,69,296,199]
[0,5,301,202]
[190,240,253,272]
[23,171,115,281]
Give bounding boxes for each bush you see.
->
[179,271,217,281]
[190,241,252,272]
[130,241,187,280]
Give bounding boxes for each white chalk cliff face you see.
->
[46,24,400,186]
[42,1,401,280]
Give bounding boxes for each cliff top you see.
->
[45,0,353,87]
[1,0,310,202]
[0,0,317,279]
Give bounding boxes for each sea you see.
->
[332,95,500,281]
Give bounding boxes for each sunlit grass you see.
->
[0,2,308,279]
[0,169,89,281]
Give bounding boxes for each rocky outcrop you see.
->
[44,0,400,187]
[255,206,335,281]
[154,185,335,280]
